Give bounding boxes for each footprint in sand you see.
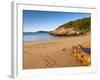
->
[39,55,58,68]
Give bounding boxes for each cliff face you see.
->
[50,17,90,36]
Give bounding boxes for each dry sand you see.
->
[23,34,90,69]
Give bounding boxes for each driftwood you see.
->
[72,44,91,66]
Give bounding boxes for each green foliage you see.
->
[57,17,91,32]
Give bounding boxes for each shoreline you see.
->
[24,34,90,45]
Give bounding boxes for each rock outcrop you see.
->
[50,28,84,36]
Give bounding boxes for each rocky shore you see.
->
[49,27,85,36]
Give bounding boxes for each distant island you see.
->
[35,31,49,33]
[50,17,91,36]
[23,31,49,34]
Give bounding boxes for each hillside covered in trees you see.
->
[50,17,91,36]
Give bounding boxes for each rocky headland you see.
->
[50,17,91,36]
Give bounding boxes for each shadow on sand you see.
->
[83,48,91,54]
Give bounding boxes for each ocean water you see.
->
[23,32,66,42]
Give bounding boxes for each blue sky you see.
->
[23,10,91,32]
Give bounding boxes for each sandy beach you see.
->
[23,34,90,69]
